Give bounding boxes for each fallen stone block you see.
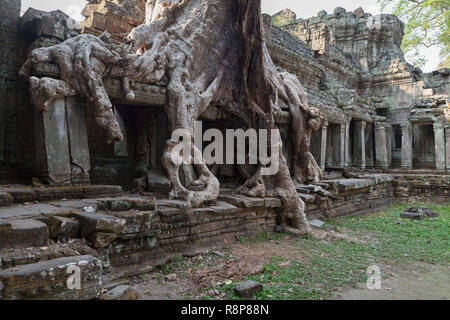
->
[0,192,13,207]
[218,195,264,208]
[405,207,439,218]
[70,212,125,237]
[86,232,117,248]
[0,219,48,249]
[297,193,315,203]
[0,255,102,300]
[234,280,263,298]
[101,285,138,300]
[0,241,98,270]
[46,215,80,241]
[400,212,425,220]
[310,219,325,228]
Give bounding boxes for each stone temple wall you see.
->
[0,1,449,183]
[272,7,449,173]
[0,0,35,183]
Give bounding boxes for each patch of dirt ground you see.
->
[333,262,449,300]
[111,227,448,300]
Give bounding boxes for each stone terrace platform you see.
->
[0,174,448,299]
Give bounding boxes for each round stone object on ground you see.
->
[234,280,263,298]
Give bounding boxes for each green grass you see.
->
[213,201,449,300]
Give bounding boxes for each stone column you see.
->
[320,121,328,171]
[66,97,91,184]
[34,97,91,185]
[433,120,446,171]
[326,126,333,168]
[338,122,346,168]
[401,121,413,170]
[354,120,366,169]
[345,119,351,167]
[386,124,392,168]
[374,122,388,169]
[445,124,450,172]
[34,98,71,185]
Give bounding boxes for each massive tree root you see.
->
[21,0,324,235]
[20,33,125,144]
[161,139,220,207]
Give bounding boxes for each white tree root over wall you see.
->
[20,0,325,235]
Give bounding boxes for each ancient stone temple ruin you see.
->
[0,0,448,299]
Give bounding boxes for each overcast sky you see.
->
[21,0,440,71]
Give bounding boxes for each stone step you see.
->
[309,182,331,190]
[297,193,316,203]
[0,185,123,205]
[0,219,49,250]
[0,255,102,300]
[65,212,126,249]
[298,184,333,197]
[218,195,265,208]
[0,240,97,270]
[296,186,311,194]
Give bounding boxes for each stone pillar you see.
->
[433,120,446,171]
[34,97,91,185]
[401,122,413,170]
[445,124,450,172]
[0,79,5,163]
[34,98,71,185]
[66,97,91,184]
[338,123,346,168]
[345,119,351,167]
[386,124,392,168]
[326,126,333,168]
[320,121,328,171]
[354,120,366,169]
[374,122,388,169]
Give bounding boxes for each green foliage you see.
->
[378,0,450,68]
